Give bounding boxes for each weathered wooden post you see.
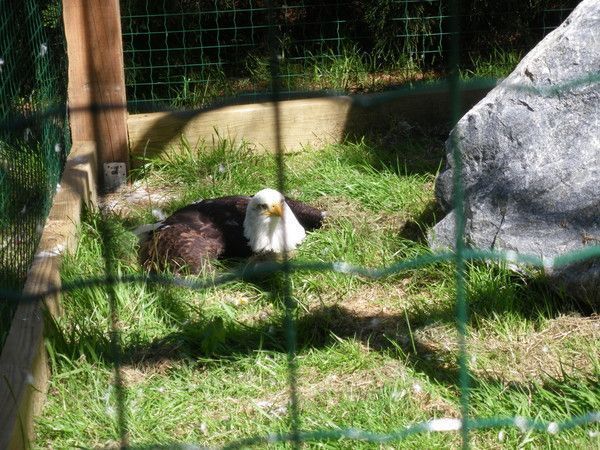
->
[63,0,129,190]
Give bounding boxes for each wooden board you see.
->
[0,142,98,450]
[127,86,493,166]
[127,97,353,163]
[63,0,129,179]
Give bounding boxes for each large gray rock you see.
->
[430,0,600,303]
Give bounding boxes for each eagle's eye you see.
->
[257,203,268,210]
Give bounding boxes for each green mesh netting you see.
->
[0,0,70,345]
[1,1,598,449]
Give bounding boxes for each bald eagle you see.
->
[140,188,325,273]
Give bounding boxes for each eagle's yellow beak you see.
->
[267,202,283,217]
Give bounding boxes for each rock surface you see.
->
[430,0,600,302]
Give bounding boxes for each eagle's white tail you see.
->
[133,208,167,243]
[133,222,162,243]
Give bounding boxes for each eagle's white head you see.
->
[243,188,306,254]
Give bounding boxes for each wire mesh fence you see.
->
[0,0,70,347]
[1,0,599,448]
[121,0,580,110]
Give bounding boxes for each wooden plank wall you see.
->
[127,86,494,166]
[0,142,98,450]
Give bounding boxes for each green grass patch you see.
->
[460,48,523,80]
[36,136,599,449]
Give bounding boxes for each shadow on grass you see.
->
[46,190,597,397]
[45,265,596,393]
[397,199,442,243]
[359,126,447,177]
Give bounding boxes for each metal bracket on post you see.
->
[103,162,127,192]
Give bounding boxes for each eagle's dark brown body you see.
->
[140,195,325,273]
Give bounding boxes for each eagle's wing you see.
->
[141,216,226,273]
[284,197,326,230]
[141,196,252,273]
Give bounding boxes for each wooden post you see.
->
[63,0,129,190]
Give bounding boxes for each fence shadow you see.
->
[44,265,593,388]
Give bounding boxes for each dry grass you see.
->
[98,179,181,217]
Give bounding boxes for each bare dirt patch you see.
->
[314,195,411,232]
[98,179,181,217]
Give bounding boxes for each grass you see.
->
[131,43,522,111]
[145,45,444,110]
[460,48,523,80]
[35,134,599,449]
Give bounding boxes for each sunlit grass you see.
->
[36,137,599,449]
[460,48,523,80]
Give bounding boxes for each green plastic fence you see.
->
[0,0,70,345]
[1,0,598,449]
